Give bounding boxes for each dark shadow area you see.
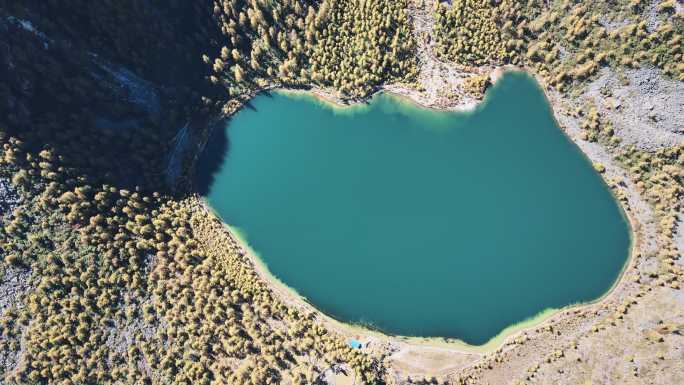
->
[194,120,231,196]
[243,99,258,112]
[0,0,226,194]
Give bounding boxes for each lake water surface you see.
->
[197,73,630,345]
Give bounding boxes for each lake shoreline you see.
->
[186,1,684,382]
[271,65,517,114]
[196,69,640,358]
[193,6,668,374]
[192,49,671,379]
[199,191,639,353]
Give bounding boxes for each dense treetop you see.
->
[205,0,418,99]
[1,1,682,385]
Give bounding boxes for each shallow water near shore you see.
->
[197,72,630,345]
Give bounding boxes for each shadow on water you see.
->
[192,73,534,198]
[194,97,262,195]
[197,72,632,345]
[194,121,231,196]
[243,100,258,112]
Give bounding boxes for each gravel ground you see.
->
[599,0,664,33]
[584,67,684,150]
[552,96,660,253]
[0,267,30,316]
[675,215,684,270]
[0,267,31,380]
[0,178,19,219]
[0,177,29,377]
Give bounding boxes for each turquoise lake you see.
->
[197,73,631,345]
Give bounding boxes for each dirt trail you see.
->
[382,1,488,111]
